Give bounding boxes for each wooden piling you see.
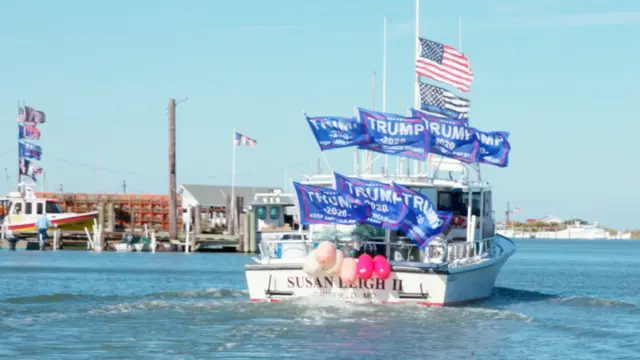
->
[106,203,115,232]
[225,194,231,234]
[243,211,251,253]
[98,202,105,229]
[194,205,202,235]
[235,196,244,236]
[248,210,257,253]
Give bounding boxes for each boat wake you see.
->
[2,286,635,330]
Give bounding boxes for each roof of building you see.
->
[538,215,564,223]
[178,184,282,206]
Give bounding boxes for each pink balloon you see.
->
[339,257,358,284]
[373,255,391,280]
[356,254,374,280]
[315,241,336,265]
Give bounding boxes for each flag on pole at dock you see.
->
[21,106,46,124]
[234,132,257,147]
[19,158,43,181]
[18,124,41,140]
[19,142,42,160]
[415,37,473,92]
[419,82,470,120]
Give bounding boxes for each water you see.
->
[0,240,638,360]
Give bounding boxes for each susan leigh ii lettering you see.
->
[287,276,404,292]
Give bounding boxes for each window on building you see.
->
[256,206,266,220]
[269,207,279,220]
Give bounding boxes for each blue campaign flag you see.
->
[19,142,42,161]
[392,182,453,249]
[305,115,369,150]
[410,108,478,163]
[357,108,430,161]
[475,130,511,168]
[18,124,41,140]
[333,172,408,230]
[293,181,370,226]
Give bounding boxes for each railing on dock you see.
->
[256,236,497,266]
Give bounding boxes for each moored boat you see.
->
[0,186,98,234]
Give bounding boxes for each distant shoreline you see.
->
[511,237,639,241]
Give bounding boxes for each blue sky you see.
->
[0,0,638,229]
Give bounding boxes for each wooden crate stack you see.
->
[35,192,183,232]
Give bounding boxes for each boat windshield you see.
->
[45,201,63,214]
[437,190,481,217]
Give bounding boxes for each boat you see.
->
[245,168,516,305]
[113,233,152,252]
[0,185,98,233]
[496,220,632,240]
[244,1,514,306]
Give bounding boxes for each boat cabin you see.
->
[249,191,301,231]
[0,191,63,220]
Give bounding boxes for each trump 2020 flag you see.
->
[475,130,510,168]
[18,125,41,140]
[357,108,430,161]
[333,172,408,230]
[392,182,452,249]
[19,142,42,160]
[293,181,370,225]
[305,115,369,150]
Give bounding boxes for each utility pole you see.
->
[168,98,177,240]
[122,180,127,194]
[505,201,511,229]
[168,97,188,240]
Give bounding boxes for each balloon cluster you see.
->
[302,241,392,284]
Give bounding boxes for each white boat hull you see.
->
[113,243,150,252]
[245,236,515,306]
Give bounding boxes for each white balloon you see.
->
[324,249,344,275]
[303,249,322,276]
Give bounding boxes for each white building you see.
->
[177,184,282,228]
[537,215,565,224]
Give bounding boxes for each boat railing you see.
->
[257,236,496,265]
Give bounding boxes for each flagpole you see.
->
[413,0,421,177]
[230,129,237,234]
[382,16,388,176]
[17,102,21,191]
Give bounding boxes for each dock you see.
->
[0,231,242,252]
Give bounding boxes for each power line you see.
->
[207,161,313,179]
[44,155,314,180]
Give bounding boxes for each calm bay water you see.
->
[0,240,638,360]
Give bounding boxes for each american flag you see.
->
[234,132,257,147]
[419,82,470,120]
[415,37,473,92]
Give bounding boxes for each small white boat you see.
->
[113,233,151,252]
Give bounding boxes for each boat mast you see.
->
[17,101,22,193]
[382,16,388,176]
[412,0,421,177]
